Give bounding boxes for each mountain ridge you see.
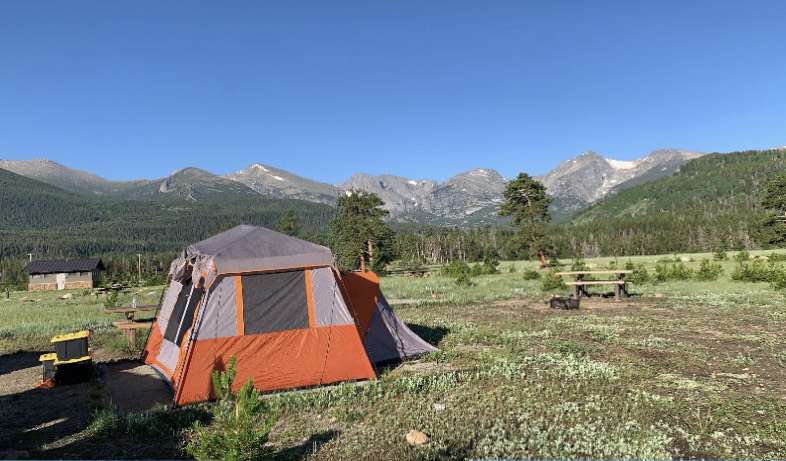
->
[1,147,706,225]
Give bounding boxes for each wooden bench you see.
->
[105,305,158,346]
[556,270,634,301]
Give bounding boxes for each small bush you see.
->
[103,291,119,308]
[695,258,724,281]
[570,253,589,272]
[669,262,694,280]
[734,250,751,263]
[732,260,777,283]
[713,244,729,261]
[522,269,541,280]
[455,273,474,286]
[769,252,786,262]
[187,357,276,461]
[540,269,567,292]
[770,269,786,290]
[506,264,517,273]
[628,263,651,284]
[440,260,471,278]
[653,263,670,283]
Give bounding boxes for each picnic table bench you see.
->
[555,270,634,301]
[104,305,158,345]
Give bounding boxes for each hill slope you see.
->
[0,167,336,259]
[0,158,149,196]
[537,149,703,219]
[121,167,262,201]
[551,149,786,256]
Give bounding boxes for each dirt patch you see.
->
[0,352,43,397]
[103,361,173,415]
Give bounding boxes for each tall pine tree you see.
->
[499,173,552,260]
[329,190,392,271]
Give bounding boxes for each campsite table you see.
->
[554,270,634,301]
[105,305,158,346]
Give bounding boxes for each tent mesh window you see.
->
[164,279,205,345]
[241,270,308,334]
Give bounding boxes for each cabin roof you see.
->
[24,258,105,275]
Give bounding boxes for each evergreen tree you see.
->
[760,173,786,245]
[499,173,552,259]
[329,190,391,271]
[275,210,302,237]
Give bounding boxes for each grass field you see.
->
[1,250,785,459]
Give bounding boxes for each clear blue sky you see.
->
[1,1,785,183]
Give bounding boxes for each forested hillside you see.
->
[0,168,336,259]
[553,149,786,256]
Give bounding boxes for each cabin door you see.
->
[56,273,66,290]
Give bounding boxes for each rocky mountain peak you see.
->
[537,148,704,218]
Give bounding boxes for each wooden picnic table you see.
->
[105,305,158,345]
[554,270,634,301]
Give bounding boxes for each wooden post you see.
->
[614,283,621,301]
[572,284,580,300]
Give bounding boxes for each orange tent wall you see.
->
[338,271,382,338]
[174,324,376,405]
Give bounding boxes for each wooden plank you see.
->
[564,280,630,285]
[104,305,158,314]
[112,319,155,329]
[555,270,634,276]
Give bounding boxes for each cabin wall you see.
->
[28,271,99,291]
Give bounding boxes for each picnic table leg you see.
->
[128,328,137,347]
[572,284,581,299]
[614,283,621,301]
[622,282,629,298]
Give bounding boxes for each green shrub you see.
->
[713,244,729,261]
[440,260,471,278]
[540,269,567,292]
[769,269,786,290]
[653,263,670,283]
[731,260,777,283]
[668,262,694,280]
[103,291,119,308]
[522,269,541,280]
[695,258,724,281]
[187,357,276,461]
[734,250,751,263]
[506,264,517,273]
[769,252,786,262]
[628,263,651,284]
[455,273,474,286]
[570,253,588,272]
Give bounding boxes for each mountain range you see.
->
[0,148,704,225]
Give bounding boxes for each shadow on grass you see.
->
[277,430,340,461]
[406,324,450,346]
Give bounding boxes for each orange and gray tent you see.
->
[143,225,437,406]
